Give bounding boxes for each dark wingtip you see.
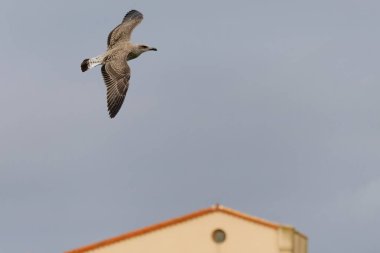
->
[109,111,117,119]
[123,10,143,22]
[81,59,89,72]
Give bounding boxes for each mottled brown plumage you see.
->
[81,10,157,118]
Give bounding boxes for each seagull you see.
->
[81,10,157,118]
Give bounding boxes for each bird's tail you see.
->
[81,56,102,72]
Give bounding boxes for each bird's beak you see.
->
[149,47,157,51]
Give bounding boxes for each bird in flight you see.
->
[81,10,157,118]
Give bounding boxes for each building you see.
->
[66,205,308,253]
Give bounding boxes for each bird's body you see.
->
[81,10,157,118]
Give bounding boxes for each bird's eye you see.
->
[140,45,148,49]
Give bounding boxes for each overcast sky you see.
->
[1,1,380,253]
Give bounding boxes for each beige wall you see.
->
[82,212,307,253]
[278,226,308,253]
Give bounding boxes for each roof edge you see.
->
[65,205,280,253]
[215,205,279,229]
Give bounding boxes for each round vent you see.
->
[212,229,226,243]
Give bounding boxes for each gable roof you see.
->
[65,205,289,253]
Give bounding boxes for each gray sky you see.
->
[1,1,379,252]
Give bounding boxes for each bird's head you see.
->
[137,44,157,54]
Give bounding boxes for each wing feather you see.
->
[107,10,143,48]
[101,55,131,118]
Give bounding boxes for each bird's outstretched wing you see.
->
[107,10,143,49]
[101,54,131,118]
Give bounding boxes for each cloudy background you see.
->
[1,0,380,252]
